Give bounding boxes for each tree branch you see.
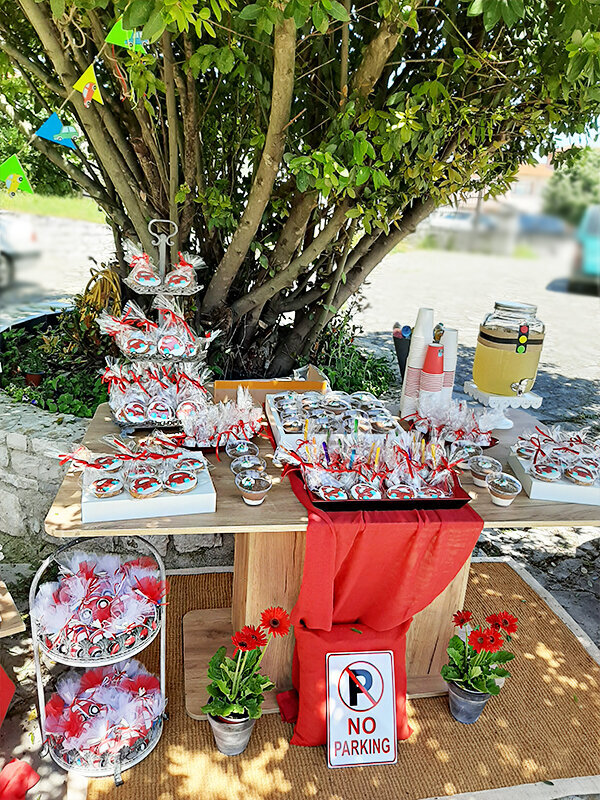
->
[202,14,297,313]
[231,200,351,317]
[162,30,180,257]
[0,34,66,97]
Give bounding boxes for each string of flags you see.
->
[0,17,149,199]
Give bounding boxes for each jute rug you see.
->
[87,563,600,800]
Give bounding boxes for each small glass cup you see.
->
[225,439,259,459]
[486,472,522,506]
[235,470,272,506]
[469,455,503,487]
[230,455,266,475]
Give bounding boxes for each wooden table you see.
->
[45,403,600,719]
[0,581,25,639]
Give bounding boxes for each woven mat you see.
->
[87,563,600,800]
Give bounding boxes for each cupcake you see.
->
[486,473,522,506]
[469,455,502,487]
[235,469,272,506]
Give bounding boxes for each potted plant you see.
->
[441,609,518,724]
[202,606,291,755]
[21,350,46,387]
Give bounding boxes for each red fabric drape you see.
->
[284,470,483,746]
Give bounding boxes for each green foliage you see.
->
[201,646,274,719]
[441,631,515,695]
[306,304,396,397]
[0,300,110,418]
[542,149,600,227]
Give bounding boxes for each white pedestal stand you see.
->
[463,380,543,429]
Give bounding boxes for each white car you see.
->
[0,212,41,289]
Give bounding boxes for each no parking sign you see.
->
[326,651,397,768]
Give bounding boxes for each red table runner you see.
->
[282,471,483,746]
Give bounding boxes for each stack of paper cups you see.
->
[399,307,434,417]
[439,327,458,406]
[418,343,444,407]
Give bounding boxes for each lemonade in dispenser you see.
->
[472,301,544,396]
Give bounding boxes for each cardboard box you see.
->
[508,453,600,507]
[81,468,216,523]
[213,365,328,406]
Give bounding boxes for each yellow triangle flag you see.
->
[73,64,104,107]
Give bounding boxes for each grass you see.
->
[0,192,106,224]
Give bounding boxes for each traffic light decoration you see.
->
[516,323,529,354]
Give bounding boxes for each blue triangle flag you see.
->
[34,112,77,150]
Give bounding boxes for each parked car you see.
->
[0,212,41,290]
[572,205,600,288]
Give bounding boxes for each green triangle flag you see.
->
[105,17,148,52]
[0,155,33,196]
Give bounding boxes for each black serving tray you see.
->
[309,481,471,512]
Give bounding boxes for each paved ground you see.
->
[355,243,600,647]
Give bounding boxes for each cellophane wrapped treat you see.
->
[511,424,600,487]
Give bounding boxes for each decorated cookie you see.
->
[164,269,193,290]
[127,462,159,479]
[129,476,162,498]
[147,399,173,422]
[176,400,203,419]
[176,456,205,472]
[90,455,123,472]
[515,443,537,460]
[350,484,382,500]
[387,485,415,499]
[185,340,199,358]
[164,470,197,493]
[91,477,123,498]
[124,335,155,357]
[122,401,147,424]
[564,465,596,486]
[531,462,561,482]
[318,486,349,501]
[417,486,447,498]
[132,268,161,288]
[157,334,186,358]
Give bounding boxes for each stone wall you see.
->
[0,396,232,584]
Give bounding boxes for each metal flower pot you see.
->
[447,682,490,724]
[207,714,256,756]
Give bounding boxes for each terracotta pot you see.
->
[207,714,256,755]
[25,372,44,388]
[447,682,490,724]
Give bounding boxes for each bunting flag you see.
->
[34,112,77,150]
[105,17,148,52]
[73,64,104,107]
[0,155,33,197]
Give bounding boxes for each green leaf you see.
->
[123,0,154,29]
[238,3,260,19]
[467,0,483,15]
[492,651,515,664]
[355,166,370,185]
[203,19,217,37]
[50,0,65,18]
[142,8,166,42]
[345,207,362,218]
[312,3,328,33]
[328,0,350,22]
[447,647,464,667]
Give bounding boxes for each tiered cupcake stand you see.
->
[29,536,167,786]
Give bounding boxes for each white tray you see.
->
[81,468,216,522]
[508,453,600,507]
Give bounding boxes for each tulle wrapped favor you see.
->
[45,660,164,766]
[32,552,168,660]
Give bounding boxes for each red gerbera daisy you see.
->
[260,607,291,637]
[498,611,518,635]
[231,630,257,652]
[452,610,473,628]
[485,613,502,631]
[468,628,491,654]
[481,626,505,653]
[241,624,267,648]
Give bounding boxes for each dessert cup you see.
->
[486,472,522,506]
[469,455,502,487]
[235,469,272,505]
